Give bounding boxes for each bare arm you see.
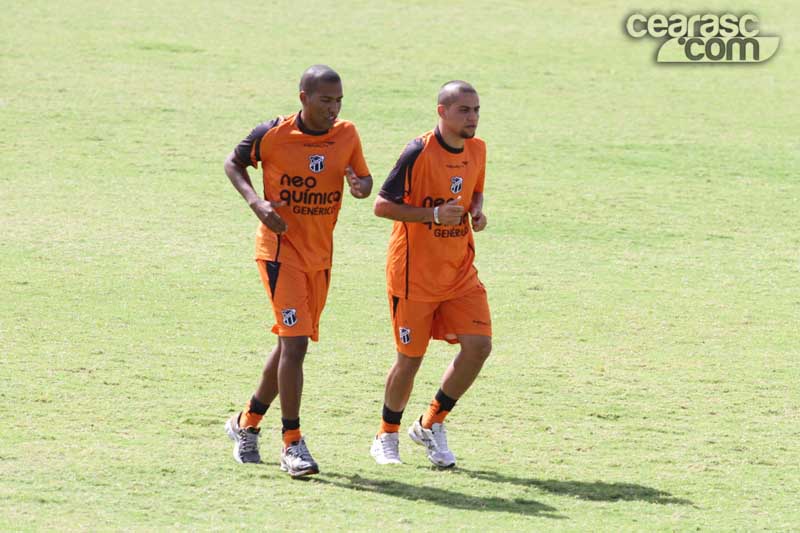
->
[224,151,261,205]
[469,191,487,232]
[374,195,434,223]
[345,166,373,199]
[224,151,287,233]
[373,195,464,225]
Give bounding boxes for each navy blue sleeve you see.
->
[378,138,425,204]
[233,117,281,167]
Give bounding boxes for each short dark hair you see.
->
[299,65,341,95]
[437,80,477,107]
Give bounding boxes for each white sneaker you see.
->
[408,417,456,468]
[370,432,402,465]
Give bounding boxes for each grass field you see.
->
[2,1,799,530]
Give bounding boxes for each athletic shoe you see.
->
[280,438,319,477]
[370,432,402,465]
[408,417,456,468]
[225,413,261,464]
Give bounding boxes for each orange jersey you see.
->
[234,113,370,271]
[379,128,486,301]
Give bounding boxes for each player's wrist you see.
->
[433,206,440,224]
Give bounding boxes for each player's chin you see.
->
[460,128,477,139]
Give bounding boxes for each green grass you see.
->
[2,0,799,530]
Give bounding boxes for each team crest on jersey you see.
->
[450,176,463,194]
[281,308,298,327]
[399,327,412,345]
[309,154,325,173]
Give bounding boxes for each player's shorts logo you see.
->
[281,308,298,327]
[309,154,325,173]
[398,327,411,345]
[450,176,463,194]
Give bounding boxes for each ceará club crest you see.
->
[450,176,463,194]
[309,154,325,173]
[281,308,297,327]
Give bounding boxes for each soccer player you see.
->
[370,81,491,467]
[223,65,372,477]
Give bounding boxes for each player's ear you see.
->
[436,103,447,120]
[299,90,309,105]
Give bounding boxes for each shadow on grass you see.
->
[314,472,564,519]
[453,468,694,505]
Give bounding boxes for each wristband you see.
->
[433,206,440,224]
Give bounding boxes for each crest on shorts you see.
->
[309,154,325,173]
[399,327,412,345]
[281,308,297,327]
[450,176,463,194]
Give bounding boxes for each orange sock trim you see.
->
[239,400,265,429]
[239,398,269,428]
[421,399,450,428]
[379,421,401,435]
[282,428,302,447]
[240,411,263,429]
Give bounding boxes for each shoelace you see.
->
[419,426,440,451]
[289,441,314,463]
[431,426,449,452]
[239,429,259,454]
[381,436,399,457]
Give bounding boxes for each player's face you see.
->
[441,92,480,139]
[300,81,343,131]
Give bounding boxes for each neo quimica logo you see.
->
[625,12,780,63]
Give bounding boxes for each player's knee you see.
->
[476,339,492,361]
[465,337,492,362]
[280,336,309,360]
[394,352,423,374]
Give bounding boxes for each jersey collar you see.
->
[434,127,464,154]
[296,111,329,136]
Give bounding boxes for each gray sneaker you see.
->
[280,438,319,477]
[225,413,261,464]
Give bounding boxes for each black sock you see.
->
[382,405,404,425]
[435,388,457,413]
[281,418,300,432]
[248,395,269,415]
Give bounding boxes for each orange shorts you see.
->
[256,260,330,341]
[389,284,492,357]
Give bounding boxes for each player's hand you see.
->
[251,199,288,234]
[469,194,487,231]
[346,166,368,198]
[471,211,487,232]
[438,196,465,225]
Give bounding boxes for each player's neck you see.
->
[298,110,328,134]
[436,122,465,150]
